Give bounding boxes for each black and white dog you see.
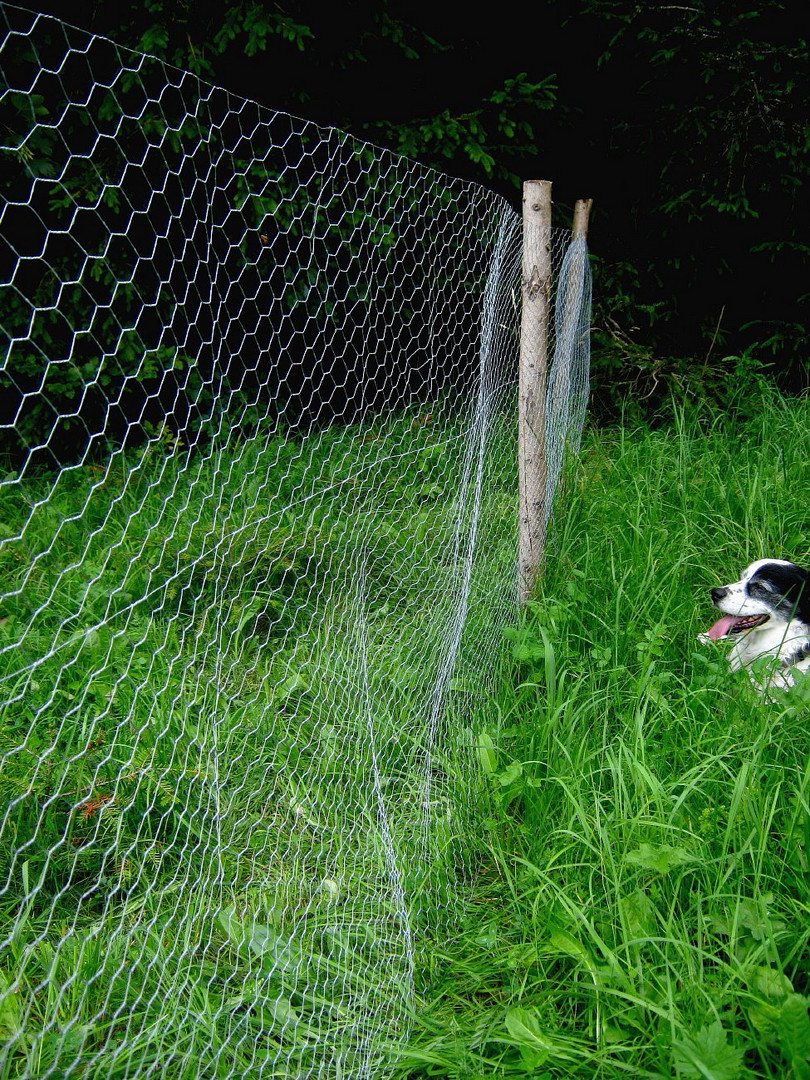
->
[700,559,810,691]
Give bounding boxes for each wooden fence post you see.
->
[518,179,553,603]
[572,197,593,239]
[547,197,594,423]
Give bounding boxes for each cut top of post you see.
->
[523,180,553,225]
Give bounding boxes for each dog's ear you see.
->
[793,570,810,623]
[758,563,810,620]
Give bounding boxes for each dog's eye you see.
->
[749,579,775,596]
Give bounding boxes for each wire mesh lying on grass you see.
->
[0,5,591,1076]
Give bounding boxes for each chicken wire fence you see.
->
[0,6,591,1078]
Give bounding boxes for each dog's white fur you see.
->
[699,558,810,692]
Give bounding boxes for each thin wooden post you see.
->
[540,195,594,521]
[518,179,553,603]
[572,197,593,239]
[548,197,594,423]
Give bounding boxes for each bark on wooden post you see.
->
[518,179,553,603]
[572,197,593,239]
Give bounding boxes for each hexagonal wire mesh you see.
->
[0,5,590,1077]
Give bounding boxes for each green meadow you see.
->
[399,391,810,1079]
[2,390,810,1078]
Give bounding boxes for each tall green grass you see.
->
[0,407,515,1078]
[3,393,810,1078]
[397,392,810,1079]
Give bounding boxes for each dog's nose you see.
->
[711,587,728,603]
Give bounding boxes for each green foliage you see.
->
[14,0,810,421]
[2,10,518,464]
[583,0,809,218]
[0,405,513,1073]
[367,72,557,187]
[129,0,314,76]
[672,1022,744,1079]
[0,38,204,461]
[394,396,810,1078]
[6,395,810,1074]
[580,0,810,397]
[1,90,55,176]
[69,1,558,201]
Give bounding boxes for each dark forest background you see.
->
[7,0,810,424]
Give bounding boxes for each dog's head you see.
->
[706,559,810,640]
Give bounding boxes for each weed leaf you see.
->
[625,842,693,875]
[497,761,523,787]
[0,969,21,1038]
[621,887,656,938]
[216,906,302,971]
[778,994,810,1079]
[752,965,793,999]
[545,928,590,964]
[504,1006,550,1069]
[504,1006,582,1066]
[475,731,498,776]
[672,1021,744,1080]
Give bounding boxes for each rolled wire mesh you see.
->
[0,5,590,1077]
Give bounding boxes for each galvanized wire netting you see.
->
[0,5,590,1077]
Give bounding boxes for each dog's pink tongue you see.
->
[708,615,737,640]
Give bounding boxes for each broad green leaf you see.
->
[475,731,498,776]
[625,842,693,875]
[0,969,21,1038]
[497,761,523,787]
[545,928,590,964]
[216,907,301,971]
[504,1006,579,1065]
[737,895,784,941]
[504,1006,549,1069]
[752,965,793,999]
[778,995,810,1078]
[672,1021,744,1080]
[621,888,656,937]
[673,1019,747,1080]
